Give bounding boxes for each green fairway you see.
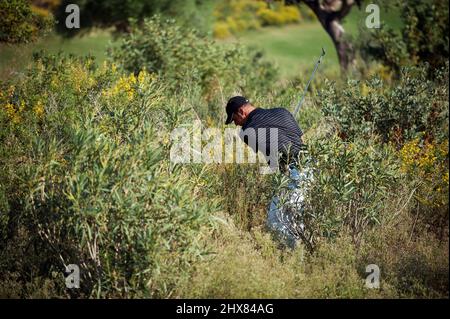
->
[228,6,403,77]
[0,30,113,79]
[232,23,340,77]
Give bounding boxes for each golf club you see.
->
[293,47,326,119]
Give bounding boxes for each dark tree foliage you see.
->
[357,0,449,74]
[54,0,215,36]
[0,0,53,44]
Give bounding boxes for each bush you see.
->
[279,5,302,24]
[213,21,232,39]
[257,5,301,26]
[181,215,443,298]
[0,0,53,43]
[212,0,301,38]
[54,0,215,36]
[357,0,449,73]
[314,63,448,239]
[0,54,219,297]
[257,8,285,26]
[399,137,449,231]
[214,0,265,35]
[1,7,448,298]
[320,64,449,145]
[291,135,400,249]
[109,16,278,105]
[206,163,272,231]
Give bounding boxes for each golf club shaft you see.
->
[293,48,325,118]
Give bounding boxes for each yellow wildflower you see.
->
[3,102,21,124]
[399,138,449,208]
[69,64,96,92]
[103,73,137,100]
[138,70,147,85]
[399,138,421,172]
[361,83,369,97]
[19,100,25,112]
[33,100,45,118]
[50,75,59,89]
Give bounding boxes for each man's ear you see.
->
[237,107,245,116]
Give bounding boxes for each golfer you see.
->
[225,95,305,171]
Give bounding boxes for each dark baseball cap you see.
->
[225,96,250,124]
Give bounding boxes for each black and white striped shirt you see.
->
[239,107,304,167]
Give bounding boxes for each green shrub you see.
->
[398,137,449,233]
[291,135,400,249]
[109,16,278,105]
[179,219,303,298]
[54,0,215,36]
[0,0,53,44]
[179,217,398,298]
[306,63,448,246]
[357,0,449,73]
[320,64,449,145]
[0,54,219,297]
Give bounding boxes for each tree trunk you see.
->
[285,0,361,72]
[322,17,355,72]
